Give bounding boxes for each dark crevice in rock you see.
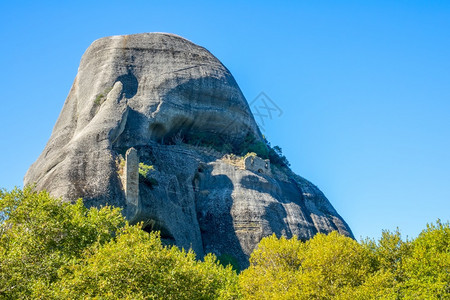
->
[143,221,176,246]
[115,68,138,99]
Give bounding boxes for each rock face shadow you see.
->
[116,68,138,99]
[239,173,320,242]
[238,174,295,239]
[264,201,292,238]
[194,165,246,270]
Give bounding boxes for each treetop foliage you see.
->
[0,187,239,299]
[0,187,448,299]
[240,223,449,300]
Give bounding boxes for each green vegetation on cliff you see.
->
[0,188,448,299]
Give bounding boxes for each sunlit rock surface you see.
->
[25,33,353,268]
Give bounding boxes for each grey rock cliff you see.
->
[25,33,352,268]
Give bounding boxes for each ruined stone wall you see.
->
[125,148,139,214]
[244,155,271,175]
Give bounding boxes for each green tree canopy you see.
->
[0,187,125,298]
[402,220,450,299]
[239,232,374,299]
[1,187,448,299]
[55,226,239,299]
[240,222,449,300]
[0,188,239,299]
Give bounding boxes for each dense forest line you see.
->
[1,188,448,299]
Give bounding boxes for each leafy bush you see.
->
[1,187,447,299]
[0,187,125,298]
[138,162,154,178]
[217,253,241,272]
[0,188,239,299]
[268,145,290,168]
[239,232,373,299]
[93,87,113,106]
[171,130,289,170]
[139,162,158,188]
[185,132,233,154]
[240,134,290,168]
[56,227,239,300]
[401,220,450,299]
[240,221,449,299]
[240,133,268,158]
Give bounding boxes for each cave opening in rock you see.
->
[142,220,176,245]
[149,123,167,143]
[148,114,235,151]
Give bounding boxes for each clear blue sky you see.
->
[1,1,449,240]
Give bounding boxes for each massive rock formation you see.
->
[25,33,352,268]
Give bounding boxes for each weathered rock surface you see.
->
[24,33,353,268]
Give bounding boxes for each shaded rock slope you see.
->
[25,33,353,268]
